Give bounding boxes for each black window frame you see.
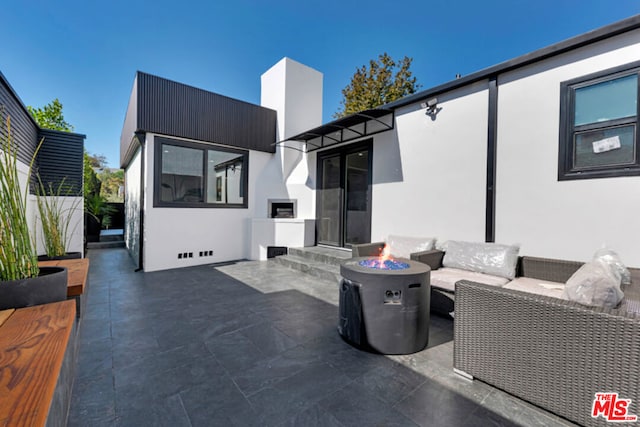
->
[153,136,249,208]
[559,61,640,181]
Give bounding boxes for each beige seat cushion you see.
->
[431,267,510,292]
[503,277,567,299]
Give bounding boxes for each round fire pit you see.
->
[338,257,430,355]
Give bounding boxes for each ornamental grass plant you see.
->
[36,177,81,258]
[0,115,41,281]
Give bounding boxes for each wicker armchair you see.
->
[351,241,386,258]
[454,261,640,427]
[351,237,437,259]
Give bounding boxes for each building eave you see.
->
[384,14,640,110]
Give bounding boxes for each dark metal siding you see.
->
[36,129,85,195]
[0,72,85,195]
[120,74,139,168]
[0,72,40,166]
[137,72,276,154]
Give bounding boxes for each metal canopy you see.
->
[276,109,394,152]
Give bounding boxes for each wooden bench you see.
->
[38,258,90,318]
[0,309,14,328]
[0,300,77,426]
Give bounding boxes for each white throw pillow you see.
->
[563,260,624,308]
[386,235,436,259]
[442,240,520,279]
[593,248,631,285]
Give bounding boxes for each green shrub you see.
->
[36,177,81,257]
[0,115,40,281]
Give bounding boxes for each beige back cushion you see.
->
[387,235,436,259]
[442,240,520,279]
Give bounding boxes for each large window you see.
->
[559,62,640,180]
[154,137,248,208]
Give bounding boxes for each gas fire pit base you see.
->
[338,257,430,355]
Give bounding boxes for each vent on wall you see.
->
[178,250,214,259]
[267,246,288,258]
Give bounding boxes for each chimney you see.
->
[260,58,323,141]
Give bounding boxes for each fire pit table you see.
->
[338,257,430,355]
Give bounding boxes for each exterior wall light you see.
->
[421,97,440,120]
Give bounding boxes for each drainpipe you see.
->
[135,131,145,272]
[485,77,498,243]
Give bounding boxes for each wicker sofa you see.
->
[454,258,640,427]
[353,242,640,425]
[410,250,587,316]
[353,242,512,316]
[354,242,640,424]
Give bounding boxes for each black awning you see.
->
[276,109,394,152]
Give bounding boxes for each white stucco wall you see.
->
[33,196,84,256]
[369,82,490,246]
[496,31,640,266]
[124,147,141,267]
[251,145,288,218]
[10,159,84,257]
[251,145,316,220]
[280,147,316,219]
[141,133,275,272]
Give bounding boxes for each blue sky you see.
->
[2,1,639,167]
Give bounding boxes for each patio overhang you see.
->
[276,109,394,152]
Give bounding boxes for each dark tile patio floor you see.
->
[69,248,577,427]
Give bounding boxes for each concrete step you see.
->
[87,241,125,249]
[99,235,124,242]
[287,246,352,267]
[273,254,342,283]
[99,229,124,242]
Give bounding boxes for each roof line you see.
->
[0,71,86,138]
[39,127,86,139]
[385,14,640,110]
[0,70,41,128]
[136,70,277,114]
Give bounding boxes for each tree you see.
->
[27,98,74,132]
[99,168,124,202]
[83,151,101,199]
[86,153,108,171]
[334,53,421,118]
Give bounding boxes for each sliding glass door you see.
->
[317,141,372,248]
